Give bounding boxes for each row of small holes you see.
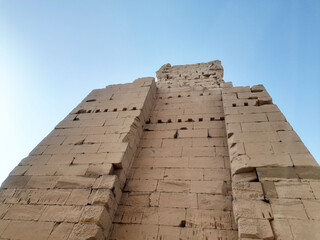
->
[147,117,224,124]
[77,107,137,114]
[158,93,211,99]
[232,103,248,107]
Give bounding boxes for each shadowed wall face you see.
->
[1,61,320,240]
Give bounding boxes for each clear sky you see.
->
[0,0,319,184]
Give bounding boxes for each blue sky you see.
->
[0,0,319,184]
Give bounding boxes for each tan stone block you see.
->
[191,180,227,194]
[232,182,264,200]
[4,204,45,221]
[70,144,100,154]
[29,145,47,155]
[270,199,308,219]
[149,192,160,207]
[139,147,182,158]
[153,157,188,168]
[182,147,215,157]
[158,207,186,226]
[162,138,192,148]
[271,219,293,240]
[124,179,157,192]
[225,113,268,123]
[204,169,231,181]
[290,153,318,166]
[241,122,273,132]
[0,204,10,219]
[261,181,278,199]
[20,155,51,165]
[157,180,190,193]
[85,164,113,177]
[178,129,207,138]
[256,167,298,181]
[186,209,232,229]
[110,224,158,240]
[1,175,31,189]
[302,199,320,220]
[9,166,29,176]
[238,218,273,240]
[192,137,227,147]
[68,223,104,240]
[62,135,87,145]
[120,192,150,207]
[46,154,75,165]
[74,153,108,164]
[2,220,55,240]
[189,156,224,169]
[25,165,58,176]
[208,128,226,138]
[272,142,309,154]
[165,168,203,181]
[55,176,95,189]
[233,199,273,221]
[39,136,66,145]
[244,142,273,154]
[48,223,74,240]
[275,181,314,199]
[98,142,129,153]
[289,219,320,240]
[66,189,91,205]
[139,138,162,148]
[198,194,232,211]
[56,165,89,176]
[234,132,279,143]
[278,130,300,142]
[143,130,176,139]
[159,193,197,208]
[267,112,286,121]
[40,205,83,222]
[232,171,257,183]
[231,154,293,175]
[310,181,320,199]
[26,176,59,189]
[132,168,165,180]
[90,189,117,215]
[0,220,10,236]
[294,167,320,180]
[44,144,73,155]
[80,206,111,232]
[227,123,242,132]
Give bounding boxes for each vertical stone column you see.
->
[0,77,156,240]
[223,84,320,240]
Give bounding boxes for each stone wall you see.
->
[1,60,319,240]
[0,77,156,240]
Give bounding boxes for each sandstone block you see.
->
[48,223,74,240]
[4,204,45,221]
[270,199,308,219]
[165,168,203,180]
[190,180,227,194]
[68,223,104,240]
[302,199,320,220]
[232,182,264,200]
[238,218,273,240]
[198,194,232,211]
[2,220,55,240]
[233,199,273,221]
[289,219,320,240]
[274,181,314,199]
[55,176,95,189]
[40,205,83,222]
[159,193,197,208]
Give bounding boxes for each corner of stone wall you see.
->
[222,84,320,239]
[0,77,156,240]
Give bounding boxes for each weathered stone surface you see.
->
[238,218,273,240]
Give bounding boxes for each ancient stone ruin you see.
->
[0,61,319,239]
